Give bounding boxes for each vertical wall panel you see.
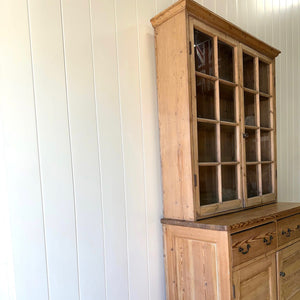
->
[256,0,266,40]
[203,0,216,12]
[265,0,273,45]
[156,0,173,12]
[60,0,106,299]
[247,0,257,36]
[216,0,228,19]
[0,0,49,299]
[227,0,238,24]
[136,0,165,299]
[295,0,300,200]
[278,0,289,200]
[27,0,79,299]
[237,1,248,31]
[114,0,150,299]
[0,88,16,300]
[89,0,129,299]
[286,1,293,200]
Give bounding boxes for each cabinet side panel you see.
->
[163,225,231,300]
[155,11,194,220]
[175,237,218,299]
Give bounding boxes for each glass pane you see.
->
[194,29,214,75]
[196,77,215,119]
[198,123,217,162]
[260,96,271,128]
[247,165,259,198]
[222,165,237,201]
[220,84,235,122]
[199,166,218,205]
[221,125,236,161]
[262,164,272,194]
[261,130,271,161]
[218,40,233,82]
[244,92,256,126]
[259,60,270,94]
[245,129,257,162]
[243,53,255,89]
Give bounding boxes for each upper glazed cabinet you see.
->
[151,0,280,220]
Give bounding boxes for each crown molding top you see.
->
[150,0,280,59]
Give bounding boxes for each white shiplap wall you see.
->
[0,0,299,299]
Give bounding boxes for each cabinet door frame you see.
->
[188,17,277,218]
[239,44,277,208]
[233,254,277,300]
[277,241,300,300]
[188,16,243,217]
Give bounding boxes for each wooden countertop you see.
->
[161,202,300,233]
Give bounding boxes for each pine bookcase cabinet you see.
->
[151,0,300,299]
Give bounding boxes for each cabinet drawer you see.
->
[277,214,300,246]
[231,223,276,267]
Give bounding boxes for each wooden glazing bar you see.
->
[216,90,222,203]
[243,87,258,95]
[214,35,219,78]
[197,118,218,124]
[198,162,220,166]
[195,71,217,81]
[219,78,238,87]
[257,130,262,196]
[217,164,222,203]
[254,56,262,197]
[215,37,222,203]
[238,45,247,206]
[220,121,238,126]
[259,91,271,98]
[221,161,239,165]
[234,45,242,201]
[260,127,273,131]
[245,125,259,130]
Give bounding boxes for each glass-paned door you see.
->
[190,18,243,217]
[241,46,276,206]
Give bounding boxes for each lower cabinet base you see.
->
[163,222,300,300]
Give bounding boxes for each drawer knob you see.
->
[280,271,286,277]
[282,228,291,237]
[239,244,251,254]
[297,225,300,230]
[263,235,273,245]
